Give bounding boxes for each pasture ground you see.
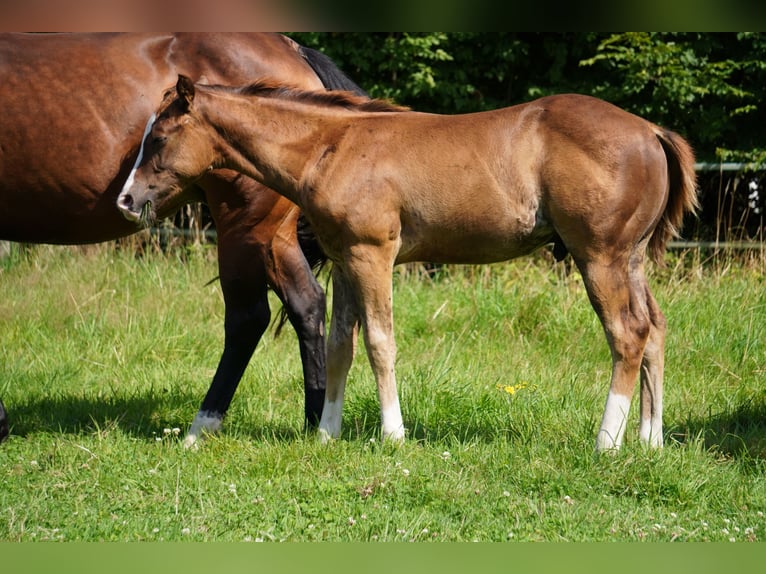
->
[1,240,764,542]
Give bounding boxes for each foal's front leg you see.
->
[318,267,360,442]
[346,245,404,442]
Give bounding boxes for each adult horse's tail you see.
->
[649,128,699,264]
[298,45,369,96]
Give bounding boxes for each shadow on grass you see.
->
[3,391,306,443]
[668,393,766,461]
[16,387,763,460]
[339,392,544,445]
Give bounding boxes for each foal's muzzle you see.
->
[117,193,142,222]
[117,193,153,226]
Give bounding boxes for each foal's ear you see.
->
[176,74,195,111]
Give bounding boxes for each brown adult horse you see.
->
[0,34,365,446]
[118,75,699,452]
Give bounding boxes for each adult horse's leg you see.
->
[0,398,8,443]
[318,267,360,442]
[261,207,327,428]
[185,177,328,446]
[183,235,272,448]
[578,254,653,452]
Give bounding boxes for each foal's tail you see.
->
[649,127,700,264]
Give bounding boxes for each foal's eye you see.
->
[152,135,167,146]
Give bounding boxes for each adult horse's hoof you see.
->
[182,435,201,451]
[183,410,223,449]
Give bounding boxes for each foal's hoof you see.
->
[317,428,336,444]
[381,428,406,444]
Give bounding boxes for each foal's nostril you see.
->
[118,194,134,210]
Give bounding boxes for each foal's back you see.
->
[324,93,668,266]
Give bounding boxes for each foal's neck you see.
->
[201,91,341,205]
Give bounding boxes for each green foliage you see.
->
[289,32,766,163]
[580,32,766,163]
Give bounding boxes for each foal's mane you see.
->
[208,78,409,113]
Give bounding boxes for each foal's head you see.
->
[117,75,216,223]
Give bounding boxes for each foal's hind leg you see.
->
[639,280,666,448]
[579,256,652,451]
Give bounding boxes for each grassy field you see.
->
[0,241,764,542]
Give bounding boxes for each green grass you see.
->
[1,243,765,541]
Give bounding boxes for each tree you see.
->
[287,33,765,240]
[291,32,766,163]
[580,32,766,164]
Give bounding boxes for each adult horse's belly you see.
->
[0,34,175,244]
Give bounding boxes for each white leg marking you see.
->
[381,399,405,442]
[120,112,156,197]
[318,399,343,443]
[596,391,632,451]
[639,415,663,448]
[183,410,223,449]
[639,389,664,448]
